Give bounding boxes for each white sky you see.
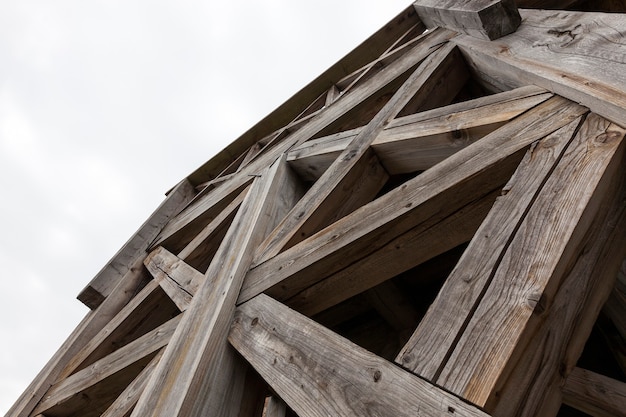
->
[0,1,411,414]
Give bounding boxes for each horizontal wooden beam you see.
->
[413,0,521,40]
[230,294,490,417]
[563,367,626,417]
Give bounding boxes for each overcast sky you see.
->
[0,1,412,414]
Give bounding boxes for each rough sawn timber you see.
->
[230,294,490,417]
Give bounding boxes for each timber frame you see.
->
[8,1,626,417]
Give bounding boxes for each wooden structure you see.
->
[7,1,626,416]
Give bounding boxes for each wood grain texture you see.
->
[176,184,250,270]
[100,350,165,417]
[413,0,521,40]
[230,294,490,417]
[144,247,204,311]
[287,82,550,181]
[6,257,155,417]
[131,157,291,417]
[454,9,626,127]
[152,29,456,257]
[78,179,195,309]
[486,142,626,417]
[563,367,626,417]
[239,96,586,305]
[437,115,626,406]
[34,316,181,416]
[253,41,459,264]
[286,188,499,316]
[396,116,583,379]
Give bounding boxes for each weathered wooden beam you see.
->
[6,259,156,417]
[131,157,293,417]
[239,96,586,306]
[397,115,583,378]
[230,294,491,417]
[436,115,626,406]
[454,9,626,127]
[144,247,204,311]
[413,0,521,40]
[176,184,250,270]
[288,85,551,181]
[78,179,195,309]
[100,350,165,417]
[286,188,498,316]
[186,6,422,186]
[152,29,456,256]
[563,367,626,417]
[486,153,626,417]
[34,316,180,416]
[254,39,460,264]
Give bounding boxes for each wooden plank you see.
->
[239,96,587,306]
[176,184,249,269]
[100,350,165,417]
[230,294,491,417]
[262,396,287,417]
[254,42,462,264]
[396,116,583,379]
[6,259,156,417]
[57,280,178,380]
[454,9,626,127]
[437,115,626,406]
[484,153,626,417]
[150,177,253,253]
[34,316,181,416]
[413,0,521,40]
[372,91,553,175]
[131,156,292,417]
[562,368,626,417]
[286,188,499,316]
[287,86,550,180]
[144,247,205,311]
[78,179,195,309]
[153,28,457,253]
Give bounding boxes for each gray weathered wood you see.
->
[230,294,491,417]
[454,9,626,127]
[396,115,583,379]
[78,179,195,309]
[100,350,165,417]
[131,156,291,417]
[239,96,586,305]
[261,396,287,417]
[413,0,521,40]
[144,247,205,311]
[34,316,181,416]
[563,368,626,417]
[487,144,626,417]
[254,41,461,264]
[286,188,498,316]
[437,115,626,406]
